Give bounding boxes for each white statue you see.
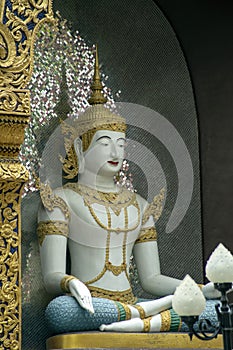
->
[38,48,219,334]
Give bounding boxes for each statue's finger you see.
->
[84,296,95,314]
[79,296,94,314]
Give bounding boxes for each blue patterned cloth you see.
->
[45,296,118,333]
[46,296,219,334]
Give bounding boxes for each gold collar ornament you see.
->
[64,182,136,216]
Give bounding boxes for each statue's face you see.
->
[83,130,126,176]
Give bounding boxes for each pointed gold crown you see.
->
[60,45,127,179]
[74,44,126,151]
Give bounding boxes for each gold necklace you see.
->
[84,204,138,285]
[87,200,140,233]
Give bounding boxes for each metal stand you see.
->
[182,283,233,350]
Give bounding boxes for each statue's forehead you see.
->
[91,130,126,142]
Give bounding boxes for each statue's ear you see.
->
[74,137,85,174]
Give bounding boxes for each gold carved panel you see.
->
[0,1,53,349]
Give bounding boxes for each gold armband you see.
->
[135,227,157,244]
[60,275,77,293]
[198,284,204,290]
[37,220,69,246]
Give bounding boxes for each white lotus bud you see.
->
[206,243,233,283]
[172,275,206,316]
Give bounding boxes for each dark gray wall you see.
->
[155,0,233,265]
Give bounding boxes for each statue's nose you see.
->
[110,142,118,158]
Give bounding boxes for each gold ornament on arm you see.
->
[135,226,157,244]
[37,220,69,246]
[40,182,70,220]
[142,188,166,225]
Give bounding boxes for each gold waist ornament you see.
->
[88,285,137,305]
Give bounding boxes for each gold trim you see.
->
[160,310,171,331]
[60,275,76,293]
[87,199,140,232]
[82,122,127,152]
[142,188,165,225]
[88,44,107,106]
[121,303,131,320]
[0,89,30,158]
[0,1,5,22]
[0,161,29,181]
[0,1,54,90]
[143,316,152,332]
[87,286,137,305]
[47,332,223,349]
[37,220,69,246]
[0,179,26,349]
[83,203,136,286]
[0,22,17,68]
[0,89,31,115]
[40,182,70,220]
[133,304,146,319]
[135,227,157,244]
[64,182,136,216]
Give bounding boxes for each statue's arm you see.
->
[133,194,220,299]
[38,189,94,313]
[133,238,181,296]
[39,234,94,313]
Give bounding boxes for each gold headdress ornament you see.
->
[61,44,126,179]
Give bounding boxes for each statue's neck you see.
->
[78,169,118,193]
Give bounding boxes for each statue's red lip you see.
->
[108,161,119,166]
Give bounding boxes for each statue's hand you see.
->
[69,279,94,314]
[202,282,221,299]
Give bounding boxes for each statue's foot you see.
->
[137,295,173,317]
[99,318,144,332]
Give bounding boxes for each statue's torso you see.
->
[60,184,145,298]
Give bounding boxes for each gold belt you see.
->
[88,285,137,305]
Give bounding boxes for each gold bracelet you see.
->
[60,275,77,293]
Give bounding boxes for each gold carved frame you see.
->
[0,1,53,349]
[0,1,223,349]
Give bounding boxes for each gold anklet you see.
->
[143,316,152,332]
[133,304,146,319]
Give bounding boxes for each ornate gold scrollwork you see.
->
[0,1,6,23]
[0,89,30,115]
[0,22,16,68]
[0,1,53,348]
[0,176,27,349]
[0,0,53,90]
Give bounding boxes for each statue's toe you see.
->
[99,324,107,331]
